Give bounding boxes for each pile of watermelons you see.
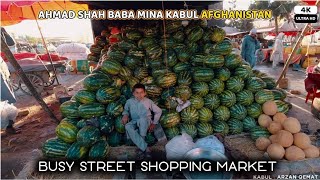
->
[42,20,292,160]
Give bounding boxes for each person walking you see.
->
[270,32,285,68]
[241,28,261,68]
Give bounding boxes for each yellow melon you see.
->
[256,137,272,151]
[304,145,320,158]
[276,130,293,148]
[293,133,311,149]
[258,114,272,128]
[273,113,287,124]
[269,135,278,144]
[282,117,301,134]
[267,122,283,134]
[285,146,305,161]
[267,143,285,160]
[262,101,278,116]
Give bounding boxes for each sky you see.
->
[3,0,253,43]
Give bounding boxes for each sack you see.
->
[195,135,225,155]
[165,133,195,160]
[0,101,18,130]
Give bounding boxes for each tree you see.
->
[250,0,298,35]
[226,0,253,31]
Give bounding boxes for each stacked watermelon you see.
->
[43,20,293,159]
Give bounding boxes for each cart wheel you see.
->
[19,74,44,96]
[44,76,55,87]
[10,81,20,92]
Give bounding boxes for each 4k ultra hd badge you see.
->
[294,5,319,23]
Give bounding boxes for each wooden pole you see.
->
[276,1,319,86]
[1,37,60,124]
[31,7,60,85]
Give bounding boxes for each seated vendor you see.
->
[121,83,162,160]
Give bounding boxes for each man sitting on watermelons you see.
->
[121,83,162,159]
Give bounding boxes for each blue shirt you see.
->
[122,97,162,124]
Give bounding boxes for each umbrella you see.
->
[1,0,88,26]
[56,43,90,60]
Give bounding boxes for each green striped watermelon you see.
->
[66,142,89,160]
[121,85,132,99]
[77,126,101,147]
[124,55,141,69]
[161,88,175,101]
[204,94,220,110]
[148,57,162,68]
[246,77,267,93]
[138,37,157,49]
[101,60,122,75]
[250,126,270,141]
[146,45,163,59]
[99,115,114,135]
[187,42,200,54]
[165,127,180,140]
[173,31,185,43]
[175,85,192,101]
[89,140,110,159]
[192,82,209,97]
[56,121,78,143]
[163,49,178,67]
[213,39,232,56]
[229,104,247,120]
[188,26,204,42]
[106,102,124,117]
[197,123,213,137]
[191,54,206,66]
[173,62,191,74]
[213,106,230,121]
[212,120,229,135]
[224,53,242,69]
[242,116,257,132]
[261,77,276,90]
[255,89,274,104]
[208,79,225,94]
[180,124,197,138]
[118,40,137,51]
[190,95,204,109]
[181,106,199,124]
[236,90,254,106]
[210,27,226,43]
[175,46,192,62]
[77,119,87,129]
[42,137,71,158]
[107,131,122,147]
[60,101,80,119]
[226,76,244,93]
[152,68,170,78]
[247,103,262,118]
[178,71,192,86]
[134,67,149,80]
[157,73,177,88]
[193,68,214,82]
[126,30,142,41]
[145,132,156,146]
[74,90,96,104]
[78,103,105,119]
[227,119,243,135]
[129,48,145,59]
[160,112,181,128]
[216,67,231,81]
[219,90,236,107]
[61,118,78,127]
[96,87,121,104]
[234,65,253,80]
[83,73,113,92]
[115,116,125,133]
[274,100,291,114]
[198,107,213,123]
[204,55,224,69]
[127,77,140,89]
[107,50,126,62]
[146,85,162,98]
[271,89,287,100]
